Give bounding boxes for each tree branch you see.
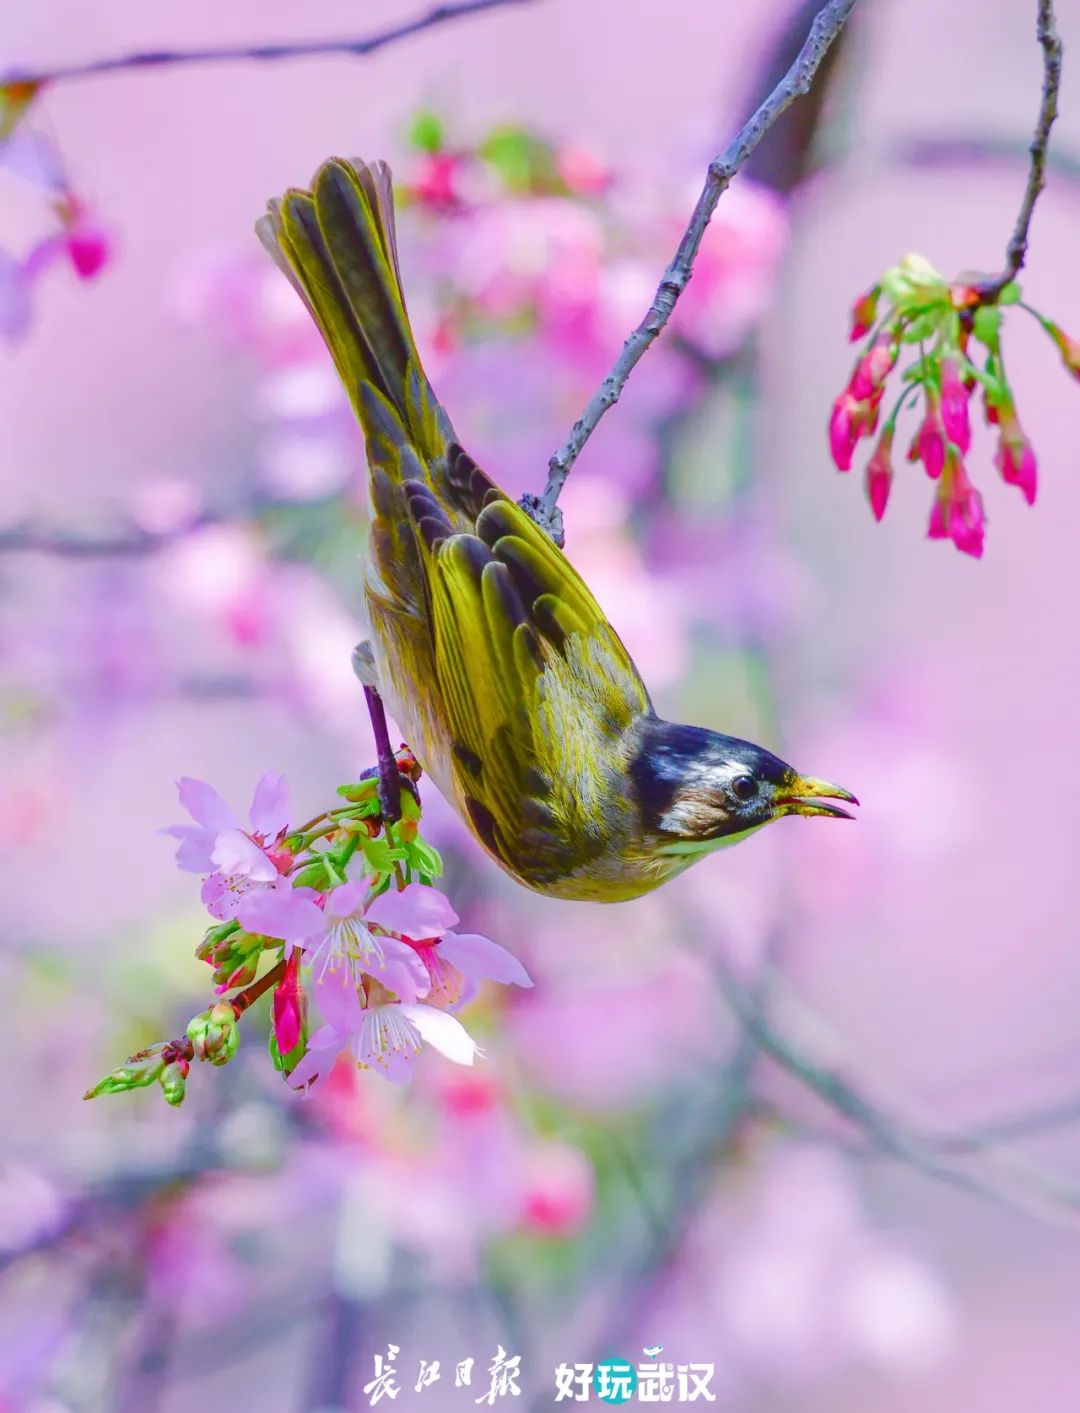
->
[977,0,1064,299]
[524,0,860,542]
[1,0,536,88]
[709,947,1080,1228]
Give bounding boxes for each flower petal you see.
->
[437,932,533,989]
[201,870,255,921]
[355,1005,423,1080]
[365,882,458,939]
[238,879,324,941]
[325,879,368,918]
[249,771,290,837]
[212,829,278,882]
[176,777,238,831]
[286,1027,342,1090]
[310,966,365,1035]
[160,824,217,874]
[400,1004,480,1067]
[370,938,430,1005]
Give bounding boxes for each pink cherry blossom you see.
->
[365,881,459,939]
[164,772,289,874]
[296,880,431,1001]
[164,772,294,919]
[288,968,479,1089]
[237,877,324,941]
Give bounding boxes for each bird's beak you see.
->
[775,773,859,820]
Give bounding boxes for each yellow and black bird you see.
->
[258,159,856,904]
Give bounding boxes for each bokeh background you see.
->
[3,0,1080,1408]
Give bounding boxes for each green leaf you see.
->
[998,281,1022,306]
[480,126,540,191]
[293,861,331,891]
[408,109,444,154]
[972,304,1003,346]
[337,778,379,805]
[407,837,443,878]
[360,835,408,874]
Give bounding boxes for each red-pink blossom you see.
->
[914,393,947,480]
[939,359,972,453]
[410,151,465,209]
[520,1140,595,1236]
[273,951,305,1054]
[994,409,1038,505]
[829,394,859,471]
[928,455,985,558]
[865,426,894,522]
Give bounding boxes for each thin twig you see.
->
[1,0,536,88]
[525,0,859,540]
[709,950,1080,1228]
[977,0,1064,299]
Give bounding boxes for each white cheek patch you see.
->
[658,795,715,836]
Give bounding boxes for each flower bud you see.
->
[927,454,985,558]
[159,1058,190,1106]
[865,426,894,522]
[915,392,947,480]
[828,395,858,471]
[881,253,947,310]
[1041,319,1080,381]
[84,1044,168,1099]
[272,952,305,1056]
[187,1002,240,1066]
[994,409,1038,505]
[939,359,972,453]
[849,285,880,341]
[195,919,241,964]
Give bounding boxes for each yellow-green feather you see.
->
[259,158,654,895]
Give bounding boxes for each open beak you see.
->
[776,773,859,821]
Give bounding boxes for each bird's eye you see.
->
[730,775,757,802]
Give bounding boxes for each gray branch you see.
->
[979,0,1064,299]
[1,0,536,87]
[527,0,860,537]
[709,947,1080,1226]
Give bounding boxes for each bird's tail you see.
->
[257,158,454,470]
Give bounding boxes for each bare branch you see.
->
[1,0,536,88]
[529,0,860,537]
[0,517,211,557]
[978,0,1064,299]
[709,949,1080,1229]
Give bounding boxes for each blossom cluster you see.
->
[829,253,1080,557]
[85,755,531,1106]
[0,87,112,343]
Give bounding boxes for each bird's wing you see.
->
[407,447,651,888]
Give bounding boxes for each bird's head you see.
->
[630,719,857,864]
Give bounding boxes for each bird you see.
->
[257,158,857,904]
